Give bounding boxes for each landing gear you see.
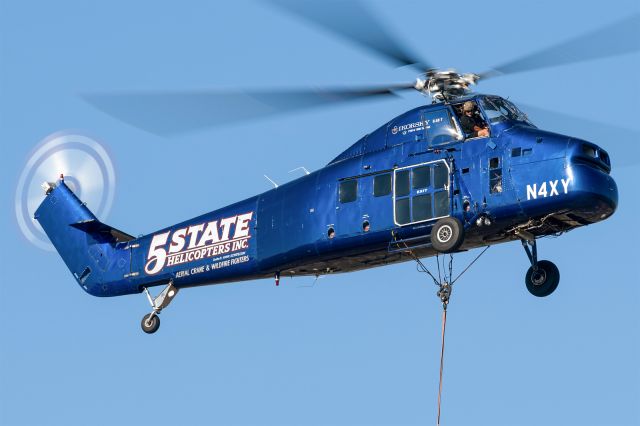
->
[431,217,464,253]
[520,236,560,297]
[141,313,160,334]
[525,260,560,297]
[140,281,179,334]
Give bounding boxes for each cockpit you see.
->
[451,96,534,140]
[328,95,536,165]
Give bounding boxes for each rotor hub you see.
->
[414,69,479,102]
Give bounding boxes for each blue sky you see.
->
[1,1,639,425]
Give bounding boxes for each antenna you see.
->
[288,166,310,176]
[263,174,279,188]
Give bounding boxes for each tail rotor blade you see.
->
[15,132,116,250]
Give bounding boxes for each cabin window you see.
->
[395,170,410,197]
[394,160,450,225]
[412,194,433,222]
[395,198,411,225]
[522,148,532,156]
[412,166,430,189]
[433,163,448,189]
[339,180,358,203]
[434,191,449,217]
[489,157,503,194]
[373,174,392,197]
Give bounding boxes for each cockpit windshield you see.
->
[480,96,533,125]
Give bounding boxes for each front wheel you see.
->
[431,217,464,253]
[525,260,560,297]
[141,313,160,334]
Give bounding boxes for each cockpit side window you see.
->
[424,109,462,147]
[453,101,489,139]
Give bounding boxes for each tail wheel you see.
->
[431,217,464,253]
[141,313,160,334]
[525,260,560,297]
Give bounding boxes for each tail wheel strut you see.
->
[141,281,179,334]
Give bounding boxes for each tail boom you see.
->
[35,178,139,297]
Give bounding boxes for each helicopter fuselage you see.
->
[35,94,618,297]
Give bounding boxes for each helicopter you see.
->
[34,2,634,334]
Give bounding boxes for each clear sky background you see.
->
[1,1,639,425]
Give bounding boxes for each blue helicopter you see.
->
[36,2,634,333]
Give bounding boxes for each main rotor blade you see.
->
[520,103,639,167]
[270,0,431,72]
[83,84,414,136]
[481,14,640,78]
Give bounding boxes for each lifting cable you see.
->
[397,239,490,425]
[436,288,449,426]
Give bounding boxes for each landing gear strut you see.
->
[141,281,179,334]
[520,236,560,297]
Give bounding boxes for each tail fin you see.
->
[35,178,138,297]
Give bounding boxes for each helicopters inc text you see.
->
[144,212,253,275]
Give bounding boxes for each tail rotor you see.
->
[15,131,116,250]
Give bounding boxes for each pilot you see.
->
[460,101,489,138]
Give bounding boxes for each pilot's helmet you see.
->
[463,101,475,112]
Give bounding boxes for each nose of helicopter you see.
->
[565,140,618,223]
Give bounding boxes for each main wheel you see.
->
[431,217,464,253]
[525,260,560,297]
[141,313,160,334]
